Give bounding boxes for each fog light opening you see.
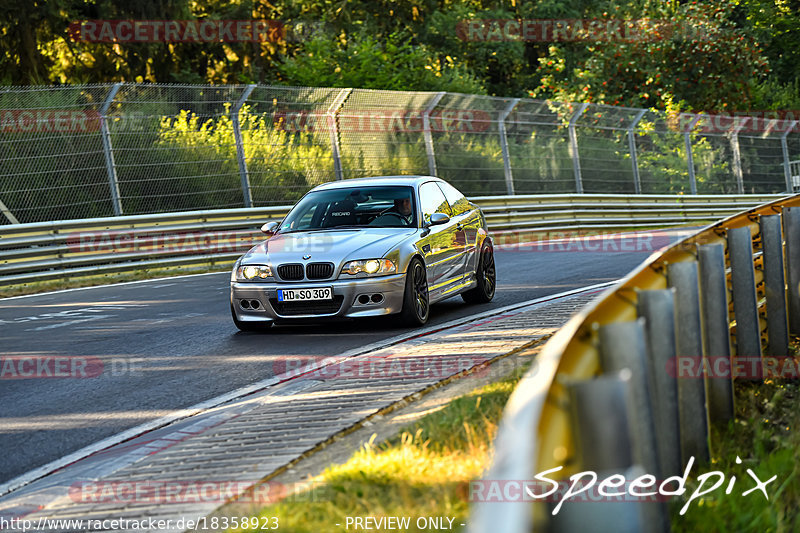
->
[250,300,262,310]
[358,294,370,305]
[371,293,384,304]
[240,299,251,309]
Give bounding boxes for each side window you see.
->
[436,182,471,216]
[296,205,318,228]
[284,204,317,231]
[419,182,451,224]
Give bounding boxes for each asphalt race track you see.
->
[0,230,689,484]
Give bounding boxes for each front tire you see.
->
[231,304,273,332]
[400,257,430,326]
[462,244,496,304]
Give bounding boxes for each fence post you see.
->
[683,115,701,195]
[781,121,798,193]
[667,260,710,465]
[597,320,669,533]
[556,375,647,531]
[697,243,734,423]
[568,103,589,193]
[629,109,647,194]
[423,92,446,177]
[498,98,520,195]
[567,373,634,470]
[232,84,256,208]
[784,207,800,334]
[728,226,763,360]
[760,214,790,356]
[100,82,124,216]
[598,320,660,477]
[327,88,352,181]
[637,289,681,477]
[729,117,749,194]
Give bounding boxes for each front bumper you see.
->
[230,273,406,323]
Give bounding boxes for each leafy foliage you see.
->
[277,31,484,93]
[532,1,770,111]
[2,0,799,112]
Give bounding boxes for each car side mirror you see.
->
[261,221,279,235]
[427,212,450,226]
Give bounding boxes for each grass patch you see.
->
[0,264,231,298]
[671,341,800,532]
[231,362,532,533]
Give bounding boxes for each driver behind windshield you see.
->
[389,197,413,225]
[370,194,415,227]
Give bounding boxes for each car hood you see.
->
[240,228,417,266]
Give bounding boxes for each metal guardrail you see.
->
[469,193,800,532]
[0,194,786,287]
[476,193,783,231]
[0,206,290,286]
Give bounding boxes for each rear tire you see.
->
[462,244,496,304]
[231,304,273,332]
[400,257,430,326]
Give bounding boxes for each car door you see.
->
[416,181,459,296]
[436,181,482,281]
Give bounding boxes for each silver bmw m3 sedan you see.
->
[230,176,496,330]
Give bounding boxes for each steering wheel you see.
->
[370,212,409,226]
[381,212,407,222]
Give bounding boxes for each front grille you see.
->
[277,263,304,281]
[269,295,344,316]
[306,262,334,280]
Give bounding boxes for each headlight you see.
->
[235,264,273,281]
[340,259,397,276]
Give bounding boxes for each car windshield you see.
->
[279,186,417,232]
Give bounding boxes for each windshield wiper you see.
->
[278,225,365,234]
[324,225,366,230]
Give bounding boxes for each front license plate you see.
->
[277,287,333,302]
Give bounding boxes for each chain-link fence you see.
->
[2,83,800,224]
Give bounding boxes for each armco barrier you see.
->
[0,193,785,286]
[468,193,800,532]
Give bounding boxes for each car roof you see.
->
[310,176,442,191]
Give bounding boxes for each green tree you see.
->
[733,0,800,110]
[531,1,770,112]
[277,31,484,93]
[2,0,799,116]
[0,0,74,84]
[423,4,535,96]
